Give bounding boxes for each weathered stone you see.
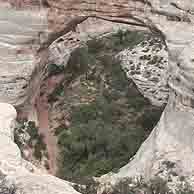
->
[118,36,169,106]
[1,0,194,193]
[0,103,80,194]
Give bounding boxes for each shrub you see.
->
[33,134,46,161]
[48,83,65,103]
[47,64,64,77]
[55,31,163,181]
[119,30,144,46]
[87,38,105,54]
[58,99,137,179]
[14,131,23,150]
[109,176,193,194]
[14,120,47,162]
[57,84,162,180]
[0,173,18,194]
[33,145,42,161]
[111,30,146,52]
[73,177,99,194]
[137,108,162,131]
[73,176,194,194]
[27,121,39,140]
[67,47,91,76]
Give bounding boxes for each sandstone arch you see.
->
[1,0,194,193]
[45,0,194,181]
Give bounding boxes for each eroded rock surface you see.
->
[119,36,169,106]
[0,103,80,194]
[44,0,194,191]
[1,0,194,193]
[0,5,47,106]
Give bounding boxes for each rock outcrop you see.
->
[0,1,81,194]
[46,0,194,190]
[0,3,47,107]
[0,102,80,194]
[1,0,194,193]
[119,36,169,106]
[45,0,194,183]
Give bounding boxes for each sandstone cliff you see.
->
[0,1,81,193]
[0,102,80,194]
[46,0,194,180]
[1,0,194,193]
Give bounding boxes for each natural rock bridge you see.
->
[0,0,194,193]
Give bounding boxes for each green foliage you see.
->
[67,47,92,76]
[58,98,148,179]
[73,177,98,194]
[27,123,47,161]
[57,61,162,180]
[33,134,46,161]
[106,30,146,53]
[55,30,163,181]
[109,176,193,194]
[73,176,194,194]
[48,83,65,103]
[48,47,94,104]
[85,30,145,58]
[14,131,23,151]
[54,126,66,136]
[47,64,64,77]
[33,144,42,161]
[113,29,145,50]
[137,108,162,131]
[27,121,39,140]
[14,120,47,161]
[103,56,130,92]
[87,38,105,54]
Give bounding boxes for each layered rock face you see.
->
[1,0,194,193]
[44,0,194,181]
[47,0,194,189]
[0,1,81,194]
[0,103,80,194]
[0,3,47,107]
[119,37,169,106]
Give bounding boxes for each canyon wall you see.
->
[1,0,194,193]
[0,102,80,194]
[0,1,81,193]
